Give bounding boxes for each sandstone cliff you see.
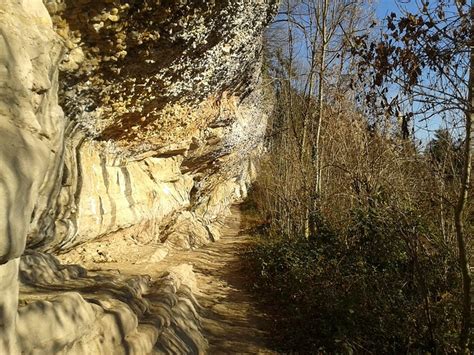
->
[0,0,276,353]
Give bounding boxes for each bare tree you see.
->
[353,0,472,350]
[269,0,374,237]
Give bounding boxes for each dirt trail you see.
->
[50,205,275,353]
[18,205,277,354]
[147,206,275,354]
[95,206,275,355]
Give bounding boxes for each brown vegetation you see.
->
[249,0,473,352]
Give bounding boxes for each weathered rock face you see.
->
[0,0,276,352]
[46,0,277,149]
[18,251,205,354]
[29,85,270,254]
[0,0,64,263]
[25,0,276,254]
[0,1,64,352]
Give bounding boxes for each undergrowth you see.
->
[247,205,462,354]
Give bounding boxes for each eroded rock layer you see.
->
[0,0,276,353]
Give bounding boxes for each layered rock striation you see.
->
[0,0,276,353]
[29,0,276,254]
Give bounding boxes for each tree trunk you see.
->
[314,0,328,197]
[456,5,473,351]
[307,0,329,238]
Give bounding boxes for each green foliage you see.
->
[249,204,461,353]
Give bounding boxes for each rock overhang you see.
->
[45,0,279,151]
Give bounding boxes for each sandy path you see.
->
[54,205,275,353]
[148,206,276,354]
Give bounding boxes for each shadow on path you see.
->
[148,205,277,354]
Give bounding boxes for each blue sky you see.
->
[271,0,464,144]
[376,0,420,19]
[374,0,464,144]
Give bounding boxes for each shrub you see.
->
[248,204,461,353]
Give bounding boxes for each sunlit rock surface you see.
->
[0,0,277,352]
[0,1,64,352]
